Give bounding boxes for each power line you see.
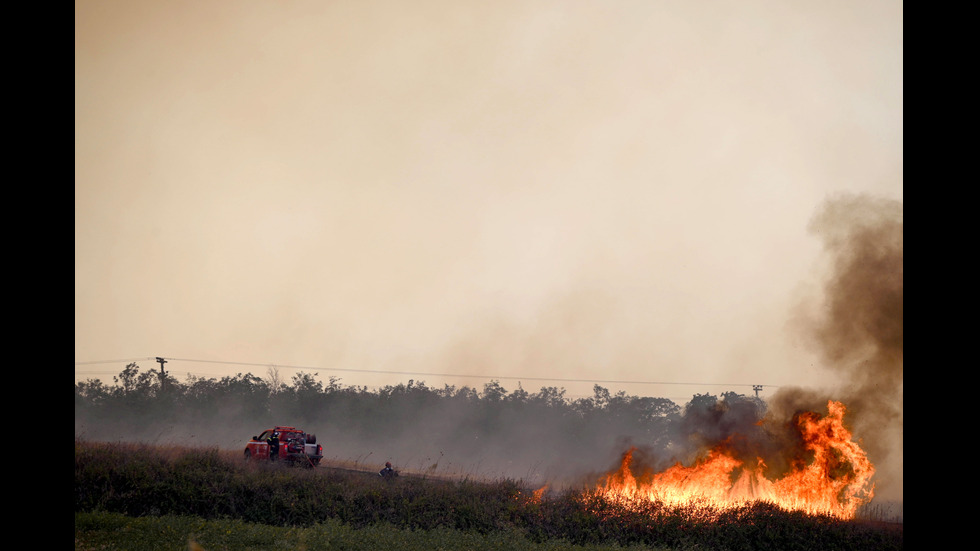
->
[75,356,781,390]
[74,357,156,366]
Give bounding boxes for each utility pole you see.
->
[156,357,168,388]
[752,385,763,398]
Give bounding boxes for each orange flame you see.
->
[593,400,875,519]
[516,484,550,506]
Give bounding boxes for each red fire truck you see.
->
[244,425,323,466]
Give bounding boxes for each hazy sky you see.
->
[75,0,902,402]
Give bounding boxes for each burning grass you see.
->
[75,439,901,550]
[592,400,876,521]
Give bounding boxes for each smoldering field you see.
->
[75,194,903,510]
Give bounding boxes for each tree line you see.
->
[75,362,766,482]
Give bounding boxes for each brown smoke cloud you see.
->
[774,193,903,501]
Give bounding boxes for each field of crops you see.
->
[74,440,902,550]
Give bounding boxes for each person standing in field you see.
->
[269,432,280,461]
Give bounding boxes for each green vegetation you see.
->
[75,441,902,551]
[74,511,656,551]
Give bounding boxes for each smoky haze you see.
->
[75,373,683,485]
[76,0,902,397]
[77,193,904,504]
[78,185,905,496]
[75,0,902,506]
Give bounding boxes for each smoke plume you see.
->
[776,193,903,501]
[616,193,903,504]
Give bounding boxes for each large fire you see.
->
[592,400,875,519]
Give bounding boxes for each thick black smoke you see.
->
[775,193,903,501]
[615,194,902,503]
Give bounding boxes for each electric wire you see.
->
[75,356,780,390]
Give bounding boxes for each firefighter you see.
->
[269,431,280,461]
